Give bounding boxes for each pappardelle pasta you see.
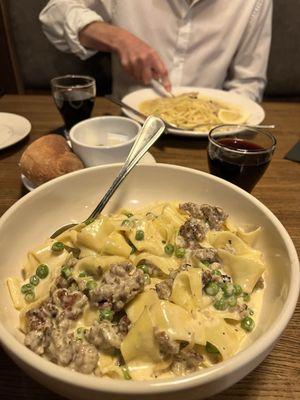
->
[7,202,265,380]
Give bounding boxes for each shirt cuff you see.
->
[64,8,103,60]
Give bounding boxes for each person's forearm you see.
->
[78,21,125,53]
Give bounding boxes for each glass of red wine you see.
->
[51,75,96,137]
[207,125,276,192]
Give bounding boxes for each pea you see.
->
[222,283,234,297]
[243,292,251,302]
[212,269,222,276]
[175,248,186,258]
[99,308,114,321]
[241,316,255,332]
[61,266,72,279]
[233,284,243,296]
[202,261,211,267]
[227,296,237,307]
[51,242,65,252]
[144,274,151,285]
[121,365,132,380]
[204,282,219,296]
[217,281,225,289]
[135,230,144,241]
[75,327,86,339]
[36,264,49,279]
[206,342,220,354]
[137,264,149,274]
[25,291,35,303]
[21,283,33,294]
[164,243,174,255]
[213,297,228,311]
[86,280,97,291]
[78,271,87,277]
[29,275,40,286]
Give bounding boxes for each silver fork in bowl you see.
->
[51,115,165,238]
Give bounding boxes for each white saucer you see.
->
[21,151,156,191]
[0,113,31,150]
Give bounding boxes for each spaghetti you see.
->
[139,92,247,130]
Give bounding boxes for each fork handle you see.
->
[87,116,165,220]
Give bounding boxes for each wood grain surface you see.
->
[0,95,299,400]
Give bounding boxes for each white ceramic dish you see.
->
[70,116,141,166]
[0,112,31,150]
[121,87,265,137]
[20,152,156,191]
[0,164,298,400]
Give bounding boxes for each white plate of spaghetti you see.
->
[121,87,265,137]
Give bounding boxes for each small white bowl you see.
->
[70,116,141,166]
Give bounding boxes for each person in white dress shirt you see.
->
[40,0,272,101]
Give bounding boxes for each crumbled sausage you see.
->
[46,325,75,366]
[192,247,218,263]
[179,218,206,245]
[199,204,227,230]
[24,327,51,355]
[155,278,174,300]
[171,348,203,375]
[26,300,57,332]
[72,342,99,374]
[179,202,204,219]
[52,289,88,320]
[154,330,180,355]
[89,262,145,311]
[86,320,122,351]
[118,315,131,336]
[202,270,231,286]
[179,202,227,231]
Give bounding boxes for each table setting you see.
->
[0,79,299,400]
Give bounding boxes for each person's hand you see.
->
[115,30,171,91]
[79,21,171,91]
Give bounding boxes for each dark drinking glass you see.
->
[51,75,96,136]
[207,125,276,192]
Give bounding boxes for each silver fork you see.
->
[51,115,165,238]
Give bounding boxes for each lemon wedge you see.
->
[218,108,249,124]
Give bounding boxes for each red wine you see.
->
[208,138,271,192]
[54,90,95,131]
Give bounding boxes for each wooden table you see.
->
[0,95,299,400]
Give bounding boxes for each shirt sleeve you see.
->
[223,0,273,102]
[39,0,111,60]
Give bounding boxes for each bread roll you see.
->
[20,134,84,185]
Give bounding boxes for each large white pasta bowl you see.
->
[0,164,298,400]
